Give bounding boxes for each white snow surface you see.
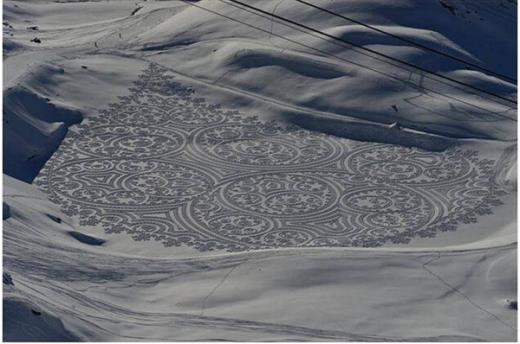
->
[2,0,517,341]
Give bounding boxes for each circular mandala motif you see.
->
[49,159,213,208]
[73,125,185,159]
[165,101,226,126]
[345,145,472,184]
[193,124,340,168]
[220,173,337,218]
[112,104,171,126]
[261,229,313,247]
[339,187,436,240]
[208,214,274,239]
[216,139,298,166]
[124,166,212,201]
[341,187,429,213]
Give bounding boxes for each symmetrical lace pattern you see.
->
[34,64,507,252]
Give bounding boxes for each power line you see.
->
[217,0,515,111]
[215,0,515,118]
[295,0,516,83]
[177,0,516,122]
[226,0,516,106]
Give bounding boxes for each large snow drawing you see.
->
[34,64,507,252]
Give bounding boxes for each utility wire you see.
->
[178,0,516,121]
[218,0,515,112]
[295,0,516,83]
[227,0,516,106]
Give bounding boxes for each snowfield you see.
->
[3,0,517,341]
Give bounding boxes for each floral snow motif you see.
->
[34,63,510,252]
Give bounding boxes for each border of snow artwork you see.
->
[34,63,509,252]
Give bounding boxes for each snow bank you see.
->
[3,299,80,341]
[3,85,82,182]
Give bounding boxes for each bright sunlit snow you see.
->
[3,0,517,341]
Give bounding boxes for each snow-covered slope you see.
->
[3,0,517,341]
[3,175,517,341]
[4,0,517,144]
[3,83,82,182]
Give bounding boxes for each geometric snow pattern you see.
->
[34,64,507,252]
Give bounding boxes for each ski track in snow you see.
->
[4,218,516,341]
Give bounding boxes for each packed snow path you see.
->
[34,64,509,252]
